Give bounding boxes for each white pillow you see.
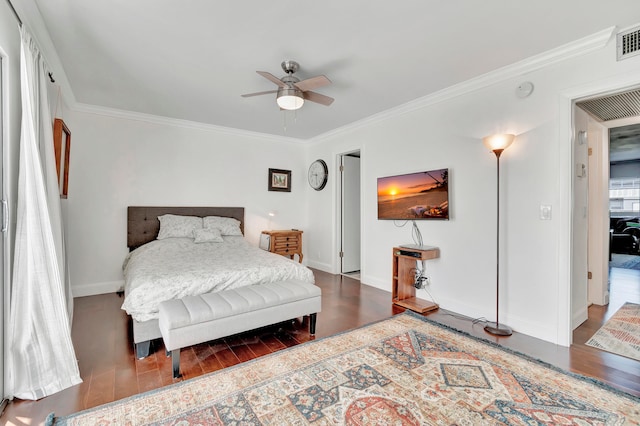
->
[203,216,243,236]
[193,227,224,243]
[157,214,203,239]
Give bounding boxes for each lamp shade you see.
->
[277,87,304,110]
[483,134,515,152]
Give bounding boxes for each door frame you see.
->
[335,147,363,277]
[588,113,640,304]
[0,53,7,412]
[586,114,609,307]
[338,151,361,275]
[562,74,640,346]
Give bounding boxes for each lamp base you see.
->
[484,322,512,336]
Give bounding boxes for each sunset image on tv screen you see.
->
[377,168,449,220]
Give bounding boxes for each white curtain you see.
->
[7,27,81,400]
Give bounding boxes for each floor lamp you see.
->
[483,133,515,336]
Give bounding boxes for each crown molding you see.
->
[72,103,305,144]
[311,26,616,143]
[55,23,615,145]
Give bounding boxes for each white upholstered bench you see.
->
[158,279,321,378]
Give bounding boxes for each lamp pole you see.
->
[482,134,515,337]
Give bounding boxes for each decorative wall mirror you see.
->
[53,118,71,198]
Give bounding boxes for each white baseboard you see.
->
[306,260,333,273]
[434,296,565,346]
[72,280,124,297]
[360,274,389,292]
[572,305,589,331]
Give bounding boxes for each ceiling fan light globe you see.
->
[277,88,304,110]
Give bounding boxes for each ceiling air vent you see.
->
[576,89,640,121]
[617,26,640,60]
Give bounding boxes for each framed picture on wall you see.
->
[53,118,71,198]
[268,168,291,192]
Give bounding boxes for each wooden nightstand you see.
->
[261,230,303,263]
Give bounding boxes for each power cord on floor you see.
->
[439,311,489,327]
[419,286,438,306]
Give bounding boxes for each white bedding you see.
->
[121,236,315,322]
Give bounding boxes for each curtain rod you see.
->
[5,0,55,83]
[5,0,20,25]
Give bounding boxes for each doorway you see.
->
[339,151,361,277]
[607,122,640,279]
[576,87,640,333]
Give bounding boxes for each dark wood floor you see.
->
[3,267,639,425]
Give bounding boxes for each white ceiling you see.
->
[29,0,640,140]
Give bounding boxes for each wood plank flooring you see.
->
[3,267,639,425]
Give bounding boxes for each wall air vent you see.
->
[576,89,640,122]
[617,26,640,60]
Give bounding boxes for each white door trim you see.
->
[560,73,640,346]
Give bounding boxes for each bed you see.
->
[122,206,315,358]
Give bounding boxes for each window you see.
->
[610,198,624,210]
[609,178,640,215]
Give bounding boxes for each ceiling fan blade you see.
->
[256,71,287,88]
[303,91,334,106]
[294,75,331,92]
[241,90,278,98]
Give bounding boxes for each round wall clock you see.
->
[308,159,328,191]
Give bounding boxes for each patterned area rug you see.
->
[49,312,640,425]
[586,302,640,361]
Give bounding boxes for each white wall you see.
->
[66,111,309,296]
[305,31,640,345]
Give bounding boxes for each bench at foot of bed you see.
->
[135,341,151,359]
[158,279,321,378]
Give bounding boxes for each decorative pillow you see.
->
[203,216,243,236]
[157,214,203,239]
[193,227,224,243]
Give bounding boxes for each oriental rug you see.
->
[586,302,640,361]
[49,312,640,425]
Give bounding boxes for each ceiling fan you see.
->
[242,60,334,110]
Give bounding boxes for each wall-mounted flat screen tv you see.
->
[377,168,449,220]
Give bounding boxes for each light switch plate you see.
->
[540,205,552,220]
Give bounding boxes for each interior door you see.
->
[586,118,609,306]
[572,105,589,330]
[341,153,361,273]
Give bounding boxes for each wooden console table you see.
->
[261,230,303,263]
[392,246,439,313]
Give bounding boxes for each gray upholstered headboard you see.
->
[127,206,245,251]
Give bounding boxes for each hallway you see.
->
[571,265,640,393]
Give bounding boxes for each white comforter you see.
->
[121,236,315,322]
